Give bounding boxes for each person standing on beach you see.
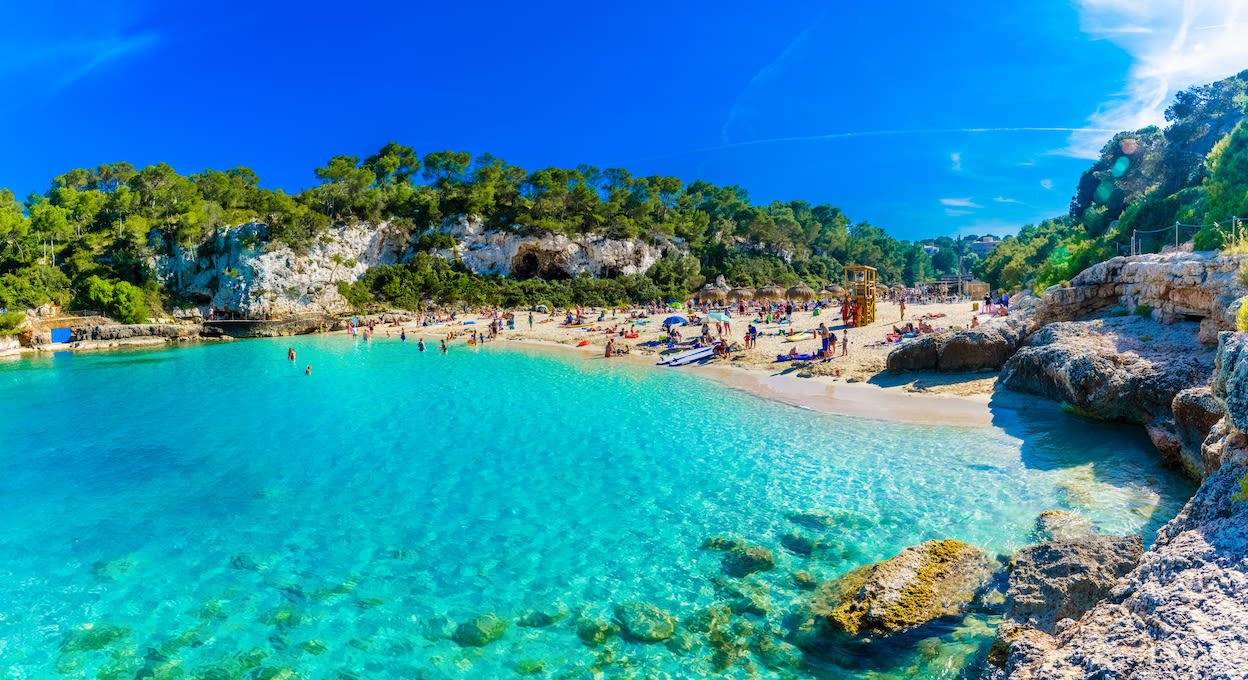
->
[841,330,849,356]
[899,299,905,321]
[818,323,830,357]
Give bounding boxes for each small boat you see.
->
[658,345,716,367]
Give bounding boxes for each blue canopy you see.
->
[663,316,687,325]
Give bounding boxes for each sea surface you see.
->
[0,336,1195,679]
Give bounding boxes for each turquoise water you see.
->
[0,337,1193,679]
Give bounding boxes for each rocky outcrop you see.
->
[440,216,670,278]
[1031,252,1247,344]
[886,317,1029,373]
[792,539,995,647]
[1003,332,1248,678]
[1000,318,1215,469]
[1002,535,1143,633]
[1003,455,1248,679]
[71,324,207,342]
[452,613,507,647]
[0,335,21,357]
[204,313,334,338]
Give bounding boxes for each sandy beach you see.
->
[346,297,1014,426]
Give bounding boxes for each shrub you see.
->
[1237,302,1248,331]
[1134,304,1152,317]
[0,310,26,335]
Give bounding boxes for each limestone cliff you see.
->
[1032,252,1247,344]
[152,217,675,318]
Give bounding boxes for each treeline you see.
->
[0,145,939,318]
[977,70,1248,292]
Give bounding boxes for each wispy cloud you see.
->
[720,17,824,146]
[945,209,975,217]
[940,197,982,208]
[1040,179,1054,189]
[1060,0,1248,158]
[0,31,159,100]
[950,152,962,172]
[994,196,1023,204]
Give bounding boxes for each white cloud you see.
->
[994,196,1023,203]
[940,197,982,208]
[951,152,962,172]
[1040,179,1054,189]
[945,209,974,217]
[1060,0,1248,158]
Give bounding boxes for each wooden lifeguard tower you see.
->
[844,265,877,326]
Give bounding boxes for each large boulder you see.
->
[1000,320,1212,425]
[792,539,994,645]
[1004,535,1143,634]
[937,317,1029,372]
[885,331,948,372]
[886,318,1028,373]
[721,544,776,577]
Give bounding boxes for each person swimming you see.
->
[305,365,311,375]
[287,347,295,362]
[418,338,426,352]
[401,330,407,341]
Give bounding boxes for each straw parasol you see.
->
[891,283,906,291]
[755,284,785,300]
[787,283,816,301]
[695,284,726,302]
[726,287,755,301]
[820,283,844,298]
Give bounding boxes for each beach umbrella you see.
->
[820,283,844,298]
[755,284,785,300]
[726,287,755,301]
[663,316,687,325]
[787,283,816,301]
[708,312,731,322]
[670,302,683,309]
[891,283,906,291]
[695,284,727,302]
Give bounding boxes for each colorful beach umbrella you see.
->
[708,312,730,322]
[663,316,687,325]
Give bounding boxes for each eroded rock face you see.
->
[792,539,994,647]
[1172,387,1226,478]
[1032,253,1248,343]
[886,318,1028,373]
[441,216,669,278]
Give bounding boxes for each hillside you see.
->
[0,149,941,320]
[977,69,1248,292]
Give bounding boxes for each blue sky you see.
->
[1,0,1246,241]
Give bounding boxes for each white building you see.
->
[968,236,999,257]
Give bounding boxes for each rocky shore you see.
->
[883,251,1248,677]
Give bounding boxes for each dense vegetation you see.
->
[976,70,1248,292]
[0,145,942,316]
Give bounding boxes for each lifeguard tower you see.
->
[844,265,877,326]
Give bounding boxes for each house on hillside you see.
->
[968,236,999,257]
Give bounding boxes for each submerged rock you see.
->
[614,602,676,642]
[230,551,281,572]
[794,539,994,644]
[516,601,569,628]
[700,535,744,551]
[1031,510,1099,542]
[574,617,620,646]
[61,623,130,653]
[422,615,456,641]
[453,613,507,647]
[780,532,830,556]
[722,544,776,577]
[786,508,875,531]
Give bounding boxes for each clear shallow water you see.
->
[0,336,1194,679]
